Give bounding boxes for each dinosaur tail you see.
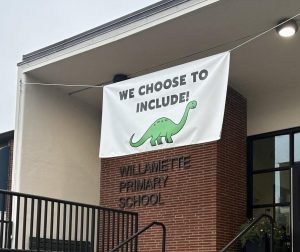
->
[129,132,150,147]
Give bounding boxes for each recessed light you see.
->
[276,19,298,38]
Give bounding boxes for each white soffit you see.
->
[20,0,219,72]
[20,0,300,110]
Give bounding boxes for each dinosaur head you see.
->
[187,100,197,109]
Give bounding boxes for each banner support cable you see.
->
[21,11,300,93]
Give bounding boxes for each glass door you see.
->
[250,134,291,251]
[249,129,300,251]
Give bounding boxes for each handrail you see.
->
[110,221,166,252]
[0,189,136,215]
[220,214,274,252]
[0,189,138,251]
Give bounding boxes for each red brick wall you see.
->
[216,88,247,250]
[100,88,247,252]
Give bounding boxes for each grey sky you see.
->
[0,0,159,133]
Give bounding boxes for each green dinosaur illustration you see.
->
[129,100,197,147]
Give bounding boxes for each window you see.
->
[253,170,290,205]
[294,133,300,162]
[249,133,292,251]
[253,135,290,171]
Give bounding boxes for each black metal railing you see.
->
[109,221,166,252]
[0,189,138,251]
[220,214,274,252]
[0,219,12,248]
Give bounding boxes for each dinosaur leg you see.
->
[157,136,163,145]
[166,135,173,143]
[150,137,157,146]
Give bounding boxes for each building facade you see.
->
[9,0,300,251]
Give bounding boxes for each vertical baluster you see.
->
[43,200,48,250]
[7,194,13,249]
[130,215,134,252]
[107,211,110,252]
[3,221,6,248]
[126,214,129,252]
[63,204,66,252]
[117,213,120,251]
[50,201,54,251]
[134,215,138,252]
[121,214,124,252]
[14,196,20,249]
[68,205,72,252]
[0,192,5,248]
[22,197,27,250]
[0,193,4,248]
[91,208,95,252]
[4,196,7,248]
[56,203,60,251]
[75,205,78,252]
[4,220,8,248]
[86,208,90,252]
[29,198,35,249]
[36,199,42,251]
[112,212,115,250]
[80,207,84,252]
[96,210,100,252]
[101,211,105,252]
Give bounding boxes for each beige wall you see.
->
[14,76,300,204]
[15,75,101,205]
[247,85,300,136]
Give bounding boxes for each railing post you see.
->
[14,196,20,249]
[22,197,28,250]
[7,194,13,249]
[36,199,42,251]
[270,216,274,252]
[162,223,166,252]
[134,214,138,252]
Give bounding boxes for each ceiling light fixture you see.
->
[276,19,298,38]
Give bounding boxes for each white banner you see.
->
[100,52,230,158]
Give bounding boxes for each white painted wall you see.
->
[14,75,101,205]
[247,85,300,136]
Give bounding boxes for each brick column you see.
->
[100,88,247,252]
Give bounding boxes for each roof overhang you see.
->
[18,0,218,69]
[19,0,300,109]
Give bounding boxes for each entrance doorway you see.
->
[248,128,300,251]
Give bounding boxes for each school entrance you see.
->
[248,127,300,251]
